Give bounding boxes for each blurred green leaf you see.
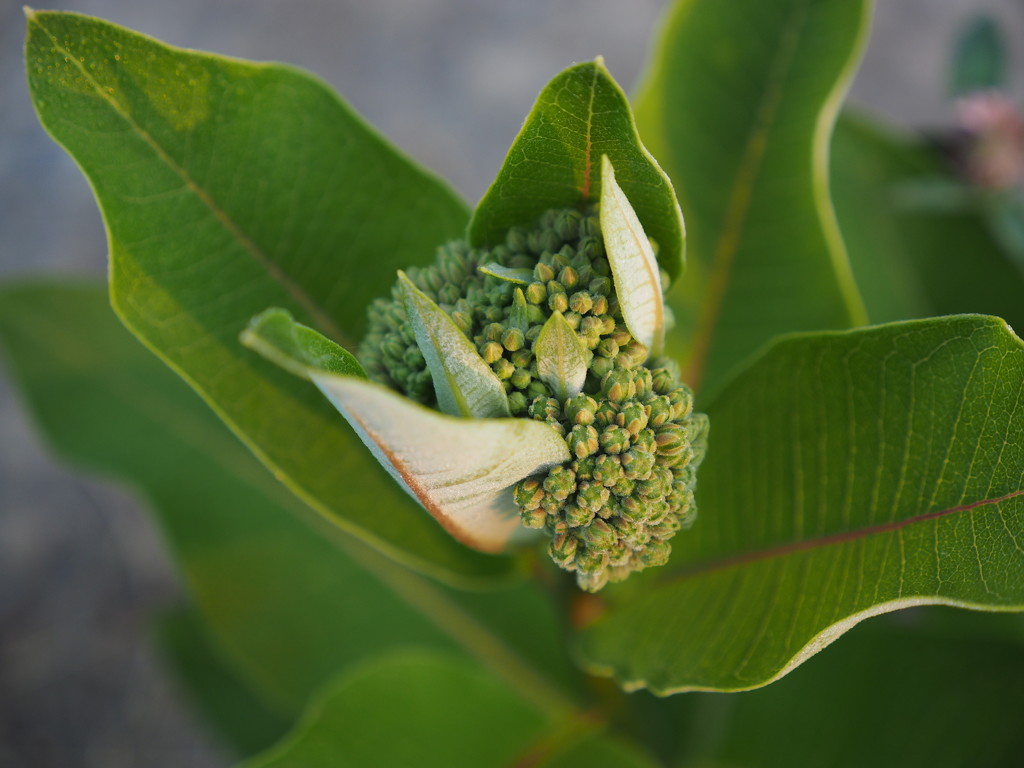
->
[674,612,1024,767]
[243,651,658,768]
[24,10,505,581]
[0,283,578,722]
[950,15,1006,97]
[580,315,1024,693]
[469,59,685,282]
[156,608,291,756]
[635,0,869,398]
[831,114,1024,330]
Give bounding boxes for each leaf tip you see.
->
[23,5,36,21]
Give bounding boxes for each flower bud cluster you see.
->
[359,207,649,411]
[514,362,707,592]
[361,239,492,404]
[360,206,706,592]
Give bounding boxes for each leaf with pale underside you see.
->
[398,272,510,418]
[600,155,665,354]
[243,309,570,553]
[534,311,589,402]
[23,10,500,581]
[580,315,1024,694]
[469,59,685,282]
[0,282,581,721]
[478,263,534,285]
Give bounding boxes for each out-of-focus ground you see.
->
[1,1,1022,765]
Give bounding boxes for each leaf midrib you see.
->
[669,488,1024,585]
[6,288,577,720]
[683,0,811,393]
[31,13,352,348]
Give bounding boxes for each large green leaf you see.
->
[243,651,658,768]
[0,283,578,721]
[580,315,1024,693]
[675,613,1024,767]
[156,608,291,757]
[469,60,685,282]
[635,0,869,397]
[831,113,1024,330]
[23,10,502,581]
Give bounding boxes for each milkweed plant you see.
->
[4,3,1024,766]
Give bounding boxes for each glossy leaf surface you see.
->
[24,10,501,580]
[635,0,870,397]
[0,283,578,720]
[581,316,1024,693]
[469,59,685,282]
[244,651,657,768]
[398,272,510,418]
[243,308,569,553]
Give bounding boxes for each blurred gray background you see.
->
[1,1,1022,765]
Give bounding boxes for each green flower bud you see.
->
[526,380,552,400]
[501,327,525,351]
[579,315,604,337]
[564,393,598,425]
[479,342,503,365]
[636,539,671,568]
[492,358,515,380]
[564,503,594,528]
[611,476,636,498]
[568,424,600,459]
[576,570,610,593]
[450,310,473,335]
[573,455,597,479]
[520,507,547,528]
[589,276,611,296]
[508,390,528,415]
[534,262,555,283]
[647,395,672,427]
[548,291,569,314]
[668,387,694,420]
[555,209,582,240]
[594,400,619,428]
[543,465,577,501]
[637,466,673,499]
[529,396,561,421]
[510,367,532,390]
[601,369,635,403]
[621,447,656,480]
[514,478,544,510]
[582,518,616,551]
[592,454,623,487]
[597,337,619,358]
[510,348,533,369]
[526,281,547,304]
[618,402,649,435]
[549,533,577,566]
[590,356,614,380]
[506,227,529,252]
[559,266,579,290]
[599,425,631,455]
[576,481,610,513]
[655,423,688,456]
[482,322,504,342]
[575,547,608,575]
